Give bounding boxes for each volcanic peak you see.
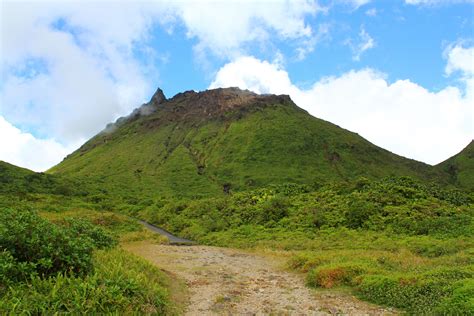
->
[159,87,293,114]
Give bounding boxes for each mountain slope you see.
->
[435,140,474,191]
[50,87,447,199]
[0,161,58,194]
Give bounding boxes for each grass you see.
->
[193,227,473,314]
[0,249,177,314]
[0,207,181,315]
[1,173,471,314]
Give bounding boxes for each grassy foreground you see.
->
[0,208,179,315]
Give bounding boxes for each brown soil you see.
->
[124,242,397,316]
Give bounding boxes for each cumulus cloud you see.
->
[210,54,473,165]
[444,43,474,76]
[0,116,81,172]
[1,1,157,142]
[167,0,321,58]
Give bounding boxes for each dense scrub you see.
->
[137,177,473,314]
[138,177,472,240]
[0,208,174,314]
[0,209,114,282]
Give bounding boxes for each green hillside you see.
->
[436,140,474,191]
[0,161,81,196]
[50,87,447,199]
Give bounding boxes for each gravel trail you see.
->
[124,241,396,315]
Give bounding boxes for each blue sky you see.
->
[1,0,473,171]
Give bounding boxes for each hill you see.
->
[50,87,447,199]
[0,160,72,195]
[436,140,474,191]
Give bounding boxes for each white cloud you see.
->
[339,0,372,9]
[0,116,81,172]
[346,27,375,61]
[444,43,474,76]
[295,23,331,61]
[167,0,321,59]
[210,55,473,165]
[1,1,158,142]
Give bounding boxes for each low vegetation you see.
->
[136,177,473,314]
[0,207,176,314]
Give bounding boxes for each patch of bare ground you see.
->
[123,242,397,316]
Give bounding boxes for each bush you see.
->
[359,275,451,314]
[0,250,36,284]
[307,263,371,288]
[0,209,95,279]
[61,218,117,249]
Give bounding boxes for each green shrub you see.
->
[0,250,36,284]
[405,237,467,258]
[287,253,321,272]
[0,209,94,279]
[61,218,117,249]
[257,195,289,224]
[358,274,456,313]
[435,279,474,315]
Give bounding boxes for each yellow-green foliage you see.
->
[121,230,170,244]
[0,249,174,314]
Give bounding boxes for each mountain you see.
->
[50,87,447,199]
[435,140,474,191]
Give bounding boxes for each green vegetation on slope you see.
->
[0,161,88,196]
[50,89,449,200]
[436,140,474,191]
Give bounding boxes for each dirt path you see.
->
[124,241,396,315]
